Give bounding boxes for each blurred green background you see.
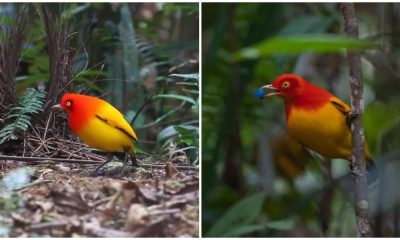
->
[202,3,400,237]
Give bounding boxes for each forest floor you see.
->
[0,134,199,237]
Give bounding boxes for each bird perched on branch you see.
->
[256,74,378,184]
[52,93,138,172]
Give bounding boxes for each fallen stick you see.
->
[0,155,102,164]
[0,155,199,170]
[140,163,198,171]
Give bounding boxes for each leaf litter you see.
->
[0,131,199,237]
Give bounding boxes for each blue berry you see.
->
[254,88,265,99]
[97,168,105,176]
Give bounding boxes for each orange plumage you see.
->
[53,93,138,169]
[260,74,378,183]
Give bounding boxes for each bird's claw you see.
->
[346,110,360,122]
[349,165,362,177]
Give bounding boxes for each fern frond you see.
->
[0,88,46,144]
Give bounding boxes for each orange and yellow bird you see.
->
[257,74,378,184]
[52,93,138,172]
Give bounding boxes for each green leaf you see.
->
[207,192,266,237]
[170,73,199,80]
[158,125,198,142]
[153,94,197,105]
[0,88,46,144]
[264,220,294,230]
[234,34,376,60]
[363,102,400,152]
[222,220,294,237]
[175,82,198,86]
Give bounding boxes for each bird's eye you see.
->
[282,81,290,88]
[66,100,72,107]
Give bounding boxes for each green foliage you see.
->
[0,88,46,144]
[207,192,293,237]
[156,73,199,165]
[363,101,400,153]
[163,3,199,16]
[154,94,197,106]
[207,192,266,236]
[119,3,140,87]
[234,34,376,60]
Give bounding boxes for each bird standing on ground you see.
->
[256,74,378,184]
[52,93,138,172]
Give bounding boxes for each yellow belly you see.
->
[287,103,352,160]
[77,116,134,153]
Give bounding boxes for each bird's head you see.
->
[255,74,306,100]
[52,93,79,113]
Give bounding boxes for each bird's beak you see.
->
[51,104,63,111]
[260,84,281,97]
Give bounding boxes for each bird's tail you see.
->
[366,158,379,185]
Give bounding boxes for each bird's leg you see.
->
[124,146,138,167]
[131,151,138,167]
[94,153,113,173]
[122,152,129,167]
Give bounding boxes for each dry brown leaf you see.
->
[125,204,149,230]
[122,180,160,205]
[53,164,70,173]
[163,179,186,194]
[121,181,140,206]
[34,200,54,213]
[50,190,89,213]
[5,152,198,237]
[82,217,133,237]
[130,217,166,237]
[181,204,199,225]
[164,161,184,179]
[10,212,31,226]
[137,185,160,203]
[102,190,122,217]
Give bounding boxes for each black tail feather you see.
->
[367,159,379,185]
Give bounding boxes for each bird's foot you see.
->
[346,110,360,122]
[349,164,362,177]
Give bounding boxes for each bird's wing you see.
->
[95,104,138,142]
[330,97,352,128]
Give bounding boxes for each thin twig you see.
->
[43,110,52,140]
[16,179,54,191]
[139,163,198,171]
[130,95,154,126]
[29,221,67,231]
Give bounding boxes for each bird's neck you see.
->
[284,83,333,122]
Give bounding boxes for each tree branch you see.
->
[340,3,371,237]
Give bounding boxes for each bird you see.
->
[52,93,138,172]
[256,73,378,184]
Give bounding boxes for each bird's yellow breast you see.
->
[287,100,352,160]
[77,116,134,153]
